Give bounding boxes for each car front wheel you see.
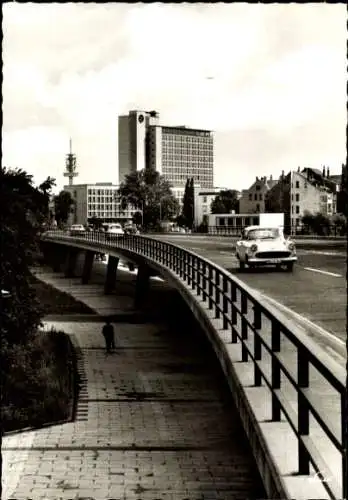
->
[237,254,245,271]
[286,262,294,272]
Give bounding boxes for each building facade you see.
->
[194,186,229,227]
[118,110,160,185]
[118,110,214,197]
[239,176,278,214]
[265,167,338,232]
[64,183,136,226]
[147,125,214,189]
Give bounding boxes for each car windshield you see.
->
[247,228,280,240]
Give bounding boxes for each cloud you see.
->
[2,3,346,191]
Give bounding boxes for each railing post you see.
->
[178,250,183,278]
[202,262,207,302]
[222,276,228,329]
[241,292,247,315]
[191,256,196,291]
[185,253,191,285]
[241,316,248,362]
[271,320,281,421]
[196,260,201,296]
[208,267,214,309]
[297,347,310,475]
[231,283,238,342]
[253,305,262,386]
[215,271,220,319]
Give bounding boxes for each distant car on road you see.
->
[171,226,186,233]
[102,223,124,242]
[104,223,124,235]
[236,226,297,272]
[124,223,139,235]
[70,224,85,235]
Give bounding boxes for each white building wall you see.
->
[194,186,222,226]
[290,171,337,228]
[135,111,147,173]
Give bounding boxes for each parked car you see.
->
[235,226,297,272]
[124,224,139,235]
[70,224,86,235]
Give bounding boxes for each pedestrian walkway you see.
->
[2,264,265,499]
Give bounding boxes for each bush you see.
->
[1,328,76,432]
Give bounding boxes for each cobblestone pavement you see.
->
[2,265,265,500]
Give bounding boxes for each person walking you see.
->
[102,318,115,354]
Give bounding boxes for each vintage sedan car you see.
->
[236,226,297,271]
[69,224,86,235]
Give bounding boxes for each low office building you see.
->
[64,183,136,226]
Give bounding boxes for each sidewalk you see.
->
[2,263,265,500]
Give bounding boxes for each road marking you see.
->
[299,249,346,257]
[303,267,342,278]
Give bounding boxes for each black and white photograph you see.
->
[1,3,347,499]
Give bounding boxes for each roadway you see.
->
[150,235,347,346]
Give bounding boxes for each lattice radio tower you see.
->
[63,138,78,186]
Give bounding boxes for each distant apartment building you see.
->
[239,175,278,214]
[64,183,136,226]
[265,167,338,232]
[118,110,214,204]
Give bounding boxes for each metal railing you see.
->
[42,229,346,499]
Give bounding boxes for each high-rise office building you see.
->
[118,110,214,189]
[118,110,160,185]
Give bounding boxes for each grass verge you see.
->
[2,328,78,433]
[29,273,95,315]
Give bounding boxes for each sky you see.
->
[2,3,346,193]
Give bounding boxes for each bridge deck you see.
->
[2,259,266,499]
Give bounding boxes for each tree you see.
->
[181,178,195,229]
[36,177,56,226]
[54,190,75,227]
[211,189,239,214]
[1,168,45,347]
[119,169,179,229]
[301,211,331,235]
[331,213,347,235]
